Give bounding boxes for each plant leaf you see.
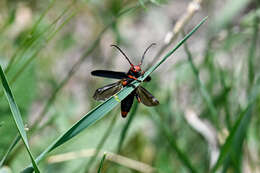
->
[0,134,21,167]
[211,78,260,172]
[0,65,40,172]
[150,108,198,173]
[97,153,106,173]
[210,105,252,172]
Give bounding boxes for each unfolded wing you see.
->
[136,86,159,106]
[93,81,123,101]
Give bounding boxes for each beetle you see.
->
[91,43,159,118]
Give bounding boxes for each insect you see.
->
[91,43,159,118]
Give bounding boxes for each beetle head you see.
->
[131,65,142,73]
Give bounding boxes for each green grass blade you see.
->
[150,108,198,173]
[0,65,40,173]
[9,11,77,86]
[97,153,106,173]
[84,113,117,172]
[140,17,208,81]
[211,79,260,172]
[0,134,21,167]
[30,0,57,36]
[0,10,76,167]
[210,105,252,172]
[22,16,207,173]
[0,1,74,97]
[5,0,56,73]
[248,16,259,89]
[29,2,143,131]
[183,41,218,121]
[209,0,250,36]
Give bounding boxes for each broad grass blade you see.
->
[0,65,40,172]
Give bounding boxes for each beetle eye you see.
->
[134,65,141,72]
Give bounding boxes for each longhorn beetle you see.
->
[91,43,159,118]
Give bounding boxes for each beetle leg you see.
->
[128,75,141,82]
[121,79,136,88]
[135,93,141,103]
[121,79,128,86]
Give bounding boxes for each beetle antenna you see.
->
[140,43,156,65]
[111,45,133,67]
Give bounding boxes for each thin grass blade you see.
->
[210,105,252,172]
[0,65,40,172]
[150,108,198,173]
[211,78,260,172]
[140,17,208,81]
[5,0,56,73]
[0,134,21,167]
[84,113,117,172]
[183,41,218,122]
[97,153,106,173]
[248,16,259,89]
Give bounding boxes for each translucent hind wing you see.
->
[136,86,159,106]
[93,81,123,101]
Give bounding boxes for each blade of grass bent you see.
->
[22,16,207,172]
[0,65,40,173]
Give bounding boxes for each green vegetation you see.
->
[0,0,259,173]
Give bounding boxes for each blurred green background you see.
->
[0,0,259,172]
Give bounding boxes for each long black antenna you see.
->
[140,43,156,65]
[111,45,133,67]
